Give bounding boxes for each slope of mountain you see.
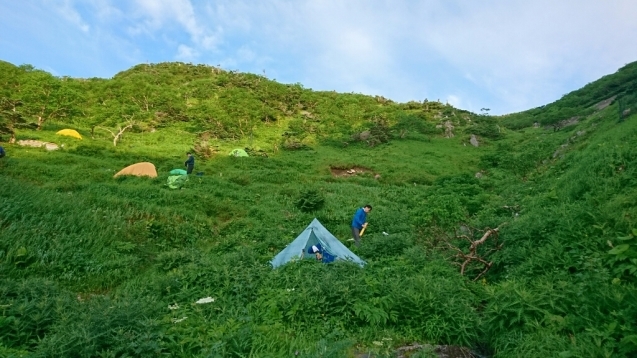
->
[0,59,636,357]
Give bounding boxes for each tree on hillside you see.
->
[0,61,25,99]
[20,71,83,130]
[0,98,32,143]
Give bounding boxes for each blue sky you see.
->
[1,0,636,115]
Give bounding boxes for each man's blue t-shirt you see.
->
[0,146,5,158]
[351,208,367,229]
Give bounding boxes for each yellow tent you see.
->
[114,162,158,178]
[56,129,83,140]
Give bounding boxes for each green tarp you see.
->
[229,148,249,157]
[167,175,188,189]
[170,169,188,175]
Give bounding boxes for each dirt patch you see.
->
[330,166,379,179]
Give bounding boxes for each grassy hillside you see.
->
[501,61,637,129]
[1,59,637,357]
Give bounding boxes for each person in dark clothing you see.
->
[184,152,195,174]
[0,146,5,159]
[351,205,372,246]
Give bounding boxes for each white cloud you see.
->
[446,95,461,108]
[3,0,637,114]
[176,44,197,61]
[236,46,256,63]
[132,0,220,50]
[408,0,637,112]
[51,0,90,32]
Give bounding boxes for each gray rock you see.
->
[300,110,315,119]
[546,116,580,131]
[470,134,479,147]
[594,96,617,111]
[17,139,59,151]
[553,143,569,158]
[444,121,455,138]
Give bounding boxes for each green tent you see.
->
[229,148,249,157]
[170,168,188,175]
[167,174,188,189]
[270,218,365,268]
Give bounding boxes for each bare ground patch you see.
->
[330,166,379,179]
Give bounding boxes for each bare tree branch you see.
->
[438,226,502,281]
[96,116,135,146]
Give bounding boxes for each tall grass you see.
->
[2,61,637,356]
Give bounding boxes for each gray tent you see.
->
[270,218,365,268]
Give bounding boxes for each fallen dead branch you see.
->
[441,225,503,281]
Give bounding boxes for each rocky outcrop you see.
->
[546,116,580,131]
[623,108,632,117]
[17,140,59,151]
[444,121,455,138]
[594,96,617,111]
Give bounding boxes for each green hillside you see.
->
[1,59,636,357]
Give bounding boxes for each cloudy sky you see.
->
[1,0,636,115]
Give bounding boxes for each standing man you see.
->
[184,152,195,174]
[351,205,372,246]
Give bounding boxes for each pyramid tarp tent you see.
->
[229,148,249,157]
[114,162,158,178]
[271,218,365,268]
[56,129,82,140]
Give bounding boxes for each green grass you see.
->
[2,60,637,357]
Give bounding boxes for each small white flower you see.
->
[286,288,295,292]
[195,297,215,304]
[172,316,187,323]
[168,303,179,310]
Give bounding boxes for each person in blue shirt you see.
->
[184,152,195,174]
[0,146,5,159]
[351,205,372,246]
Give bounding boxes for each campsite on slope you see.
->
[1,59,637,357]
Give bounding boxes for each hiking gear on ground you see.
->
[229,148,249,157]
[167,174,188,189]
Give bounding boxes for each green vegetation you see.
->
[501,61,637,129]
[1,58,637,357]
